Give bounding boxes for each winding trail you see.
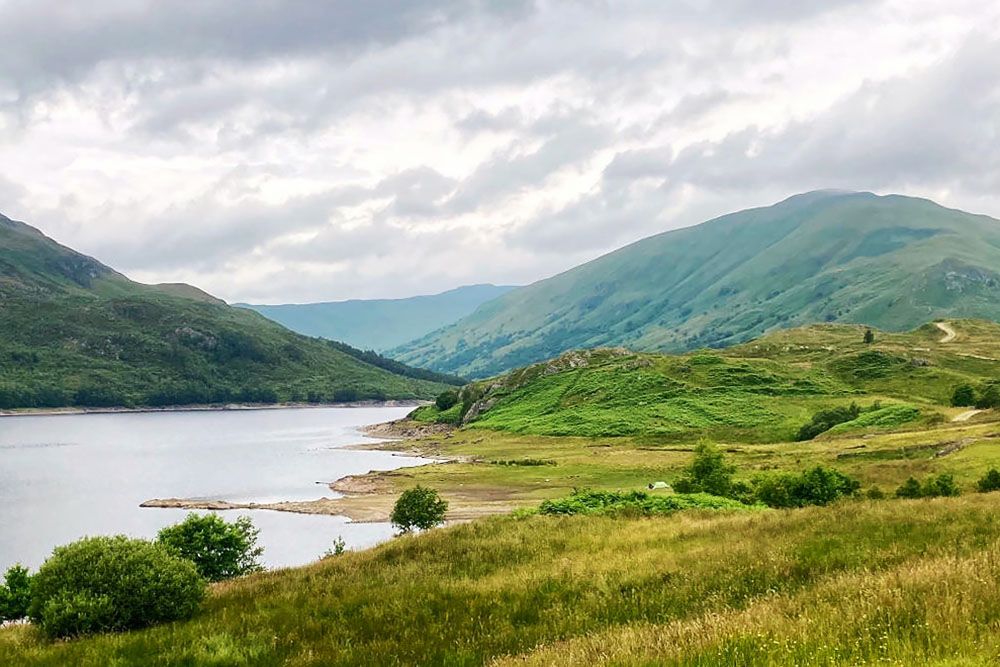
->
[952,409,984,422]
[936,321,957,343]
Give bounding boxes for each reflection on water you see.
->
[0,407,427,570]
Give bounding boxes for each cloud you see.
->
[1,0,999,303]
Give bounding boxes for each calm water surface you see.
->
[0,406,429,571]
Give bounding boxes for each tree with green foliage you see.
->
[951,384,977,407]
[977,469,1000,493]
[752,466,860,508]
[391,486,448,533]
[28,536,205,638]
[863,328,875,344]
[895,474,960,499]
[157,513,263,582]
[975,383,1000,409]
[0,565,32,621]
[796,403,862,440]
[435,389,459,411]
[672,441,735,496]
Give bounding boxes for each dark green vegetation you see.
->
[0,214,450,408]
[395,191,1000,377]
[157,514,264,582]
[3,498,1000,664]
[536,489,748,516]
[0,565,31,623]
[390,486,448,533]
[412,320,1000,441]
[239,283,515,352]
[27,537,205,638]
[895,473,961,499]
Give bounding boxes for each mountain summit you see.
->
[393,191,1000,377]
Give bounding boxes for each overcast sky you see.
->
[1,0,998,303]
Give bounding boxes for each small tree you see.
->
[863,328,875,344]
[0,564,32,621]
[895,477,923,499]
[922,473,960,497]
[977,468,1000,493]
[391,486,448,533]
[951,384,977,407]
[435,390,459,411]
[157,513,263,582]
[975,383,1000,409]
[672,441,734,496]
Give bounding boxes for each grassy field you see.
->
[3,496,999,665]
[412,320,1000,442]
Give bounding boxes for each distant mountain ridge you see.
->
[392,191,1000,378]
[239,283,516,351]
[0,213,453,409]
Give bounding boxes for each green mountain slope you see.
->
[393,191,1000,377]
[413,320,1000,441]
[0,214,452,408]
[238,283,516,352]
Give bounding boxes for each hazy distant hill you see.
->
[0,213,453,409]
[239,284,516,351]
[393,191,1000,378]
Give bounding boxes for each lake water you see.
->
[0,406,430,571]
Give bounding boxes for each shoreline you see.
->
[0,400,428,418]
[140,417,496,523]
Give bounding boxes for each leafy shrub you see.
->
[29,536,205,638]
[796,403,861,440]
[895,474,961,499]
[157,513,264,582]
[977,469,1000,493]
[391,486,448,533]
[951,384,977,407]
[537,489,748,516]
[672,441,735,496]
[752,466,861,508]
[975,383,1000,409]
[435,390,459,411]
[0,564,32,621]
[865,486,886,500]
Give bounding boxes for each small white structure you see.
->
[648,481,671,490]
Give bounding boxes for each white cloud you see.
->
[0,0,998,303]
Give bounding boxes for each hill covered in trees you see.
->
[0,213,453,409]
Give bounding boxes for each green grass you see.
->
[3,497,999,665]
[411,320,1000,441]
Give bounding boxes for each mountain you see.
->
[0,213,455,409]
[392,191,1000,378]
[238,284,516,352]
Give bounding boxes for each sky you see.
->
[1,0,999,304]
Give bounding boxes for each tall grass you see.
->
[2,496,999,665]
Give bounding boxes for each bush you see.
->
[0,564,32,621]
[29,536,205,638]
[672,441,734,496]
[865,486,886,500]
[951,384,977,407]
[895,474,961,499]
[391,486,448,533]
[157,513,264,582]
[537,489,749,516]
[435,390,459,411]
[752,466,861,508]
[977,468,1000,493]
[796,403,861,440]
[975,383,1000,409]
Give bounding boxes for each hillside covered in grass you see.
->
[394,191,1000,377]
[0,213,453,408]
[3,496,999,665]
[413,320,1000,441]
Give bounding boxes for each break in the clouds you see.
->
[0,0,998,303]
